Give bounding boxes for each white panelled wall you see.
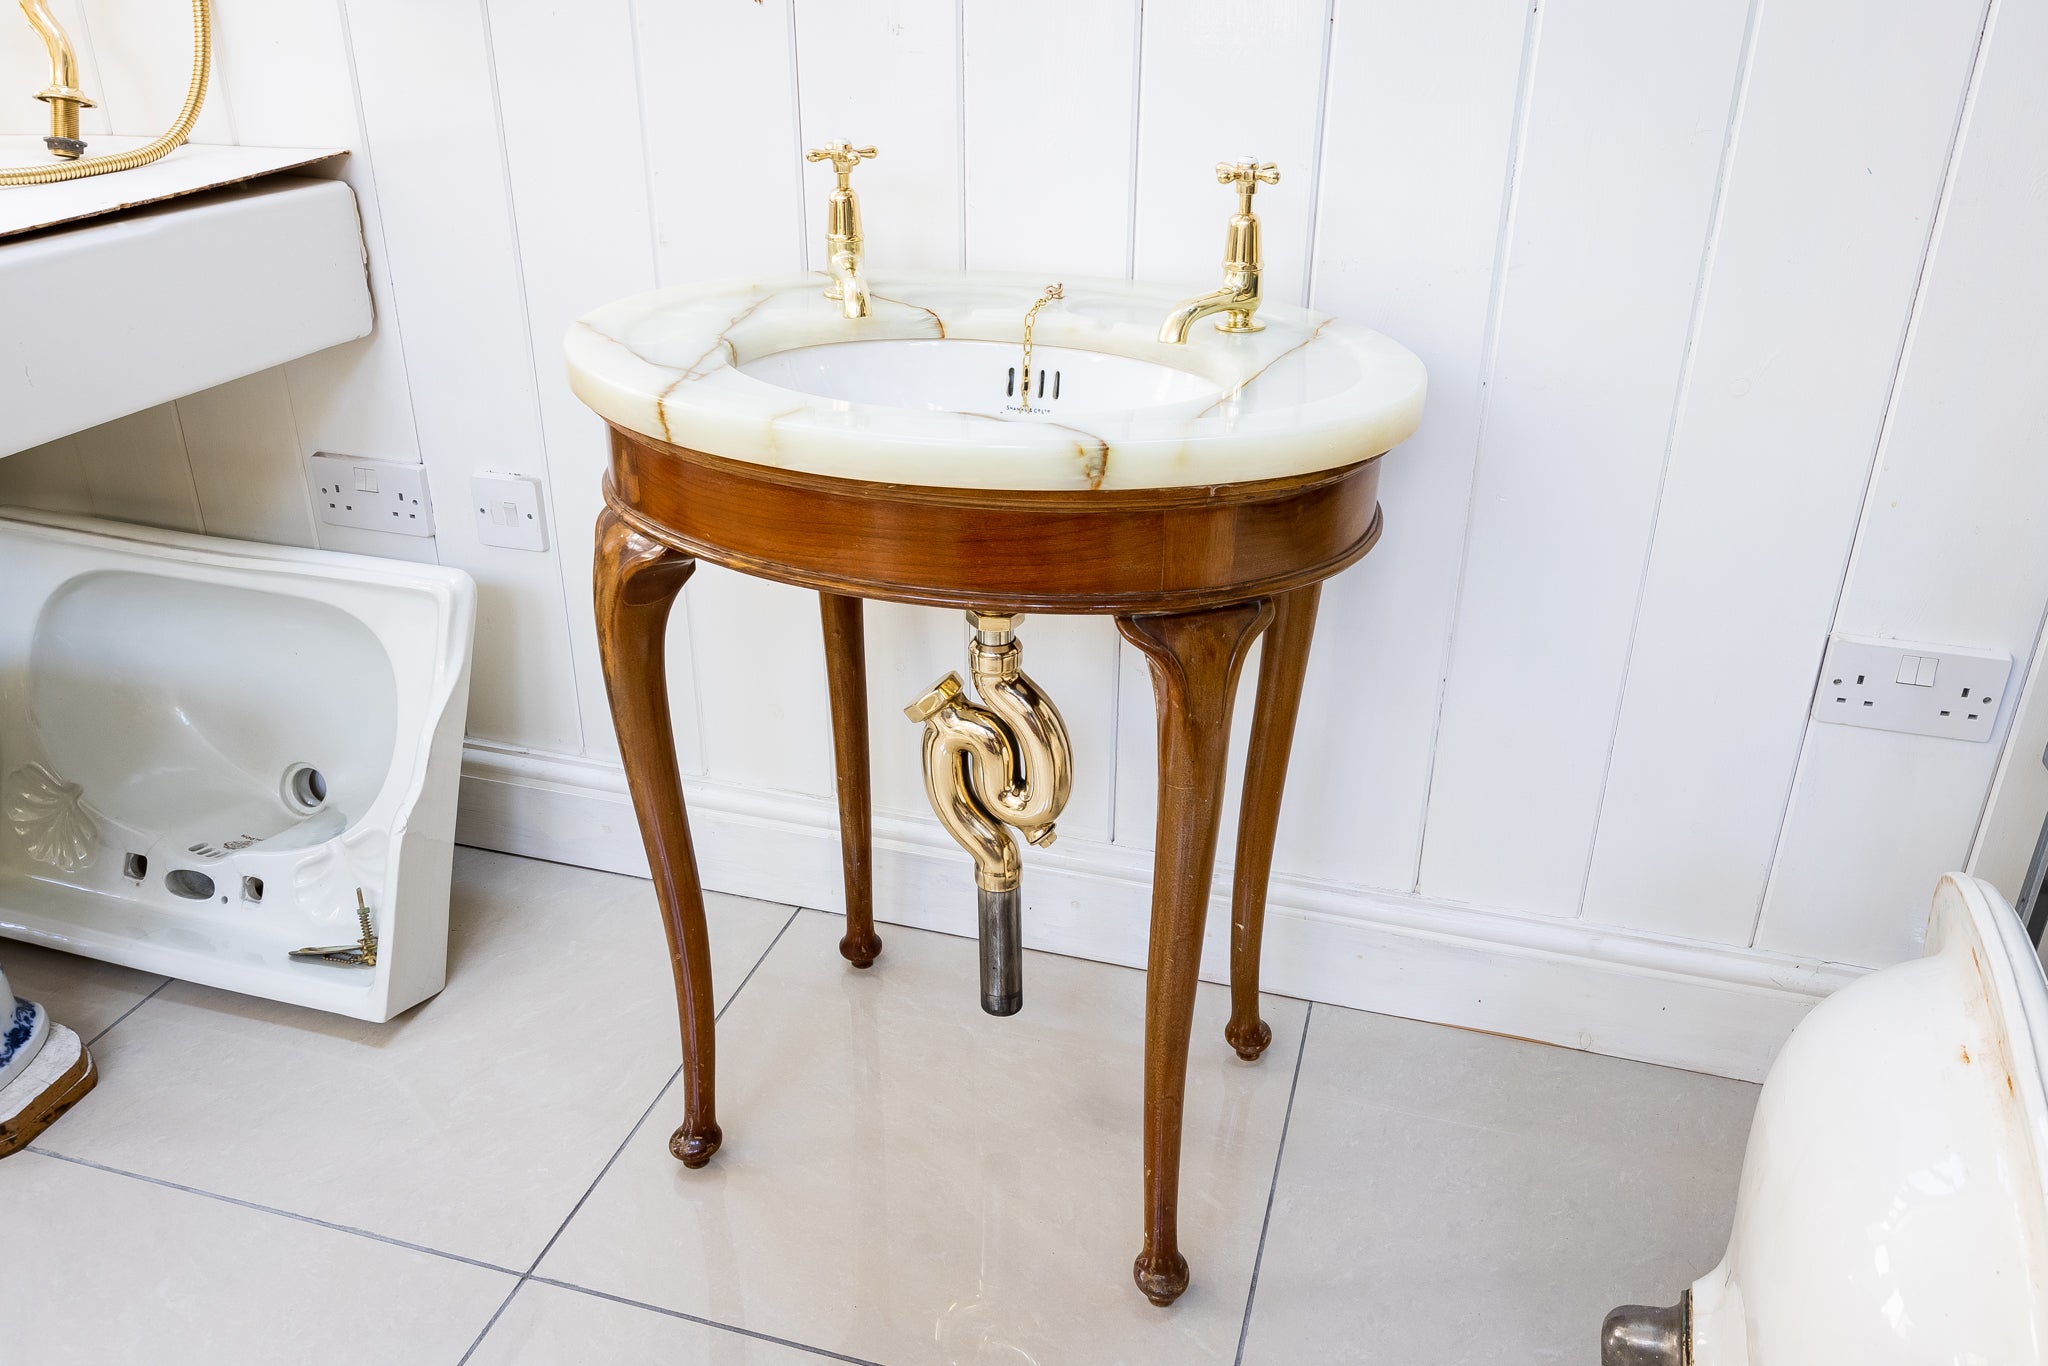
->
[5,0,2046,1079]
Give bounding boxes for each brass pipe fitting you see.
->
[1159,159,1281,343]
[1,0,211,187]
[18,0,95,158]
[906,612,1074,1015]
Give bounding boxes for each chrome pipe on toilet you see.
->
[1601,1296,1689,1366]
[978,886,1022,1016]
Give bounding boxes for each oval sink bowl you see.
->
[568,271,1425,491]
[738,338,1222,417]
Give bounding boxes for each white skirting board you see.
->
[456,741,1862,1082]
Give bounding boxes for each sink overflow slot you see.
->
[1002,368,1063,402]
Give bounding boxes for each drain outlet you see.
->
[282,763,328,816]
[165,868,216,900]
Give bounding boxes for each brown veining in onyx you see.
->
[595,418,1389,1305]
[864,290,948,338]
[1038,418,1112,489]
[654,293,777,439]
[1191,316,1335,422]
[1117,601,1274,1306]
[592,508,721,1167]
[819,592,880,968]
[1226,581,1323,1061]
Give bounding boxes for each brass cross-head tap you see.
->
[1158,158,1282,342]
[806,140,879,318]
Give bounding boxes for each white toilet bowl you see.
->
[1605,872,2048,1363]
[0,510,474,1021]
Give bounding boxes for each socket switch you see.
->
[1811,634,2012,742]
[471,473,548,552]
[308,453,434,537]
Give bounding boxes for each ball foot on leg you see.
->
[1133,1249,1190,1306]
[839,929,882,968]
[669,1122,722,1168]
[1225,1016,1272,1062]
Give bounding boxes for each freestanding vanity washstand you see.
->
[568,146,1425,1306]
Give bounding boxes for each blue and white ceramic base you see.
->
[0,964,51,1093]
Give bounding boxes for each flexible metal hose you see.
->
[0,0,210,187]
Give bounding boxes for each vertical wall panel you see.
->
[793,0,961,273]
[176,368,318,545]
[80,0,235,143]
[341,0,582,752]
[1758,0,2048,966]
[1417,0,1750,913]
[1582,0,1987,943]
[961,0,1136,277]
[490,0,704,774]
[1131,1,1330,303]
[638,0,805,285]
[0,436,93,513]
[73,403,202,531]
[1281,0,1529,891]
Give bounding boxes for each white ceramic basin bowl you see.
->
[0,510,476,1022]
[567,271,1426,491]
[738,339,1222,417]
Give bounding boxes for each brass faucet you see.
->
[18,0,95,159]
[1158,159,1281,343]
[805,140,878,320]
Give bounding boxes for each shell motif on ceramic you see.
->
[565,271,1427,492]
[4,761,97,873]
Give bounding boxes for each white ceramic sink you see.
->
[567,271,1425,491]
[738,338,1222,417]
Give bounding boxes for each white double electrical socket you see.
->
[1811,634,2012,742]
[471,473,548,552]
[308,453,435,537]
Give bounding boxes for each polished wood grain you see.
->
[0,1041,95,1157]
[1117,600,1275,1307]
[598,421,1391,1305]
[1226,582,1324,1062]
[607,425,1381,613]
[819,592,880,968]
[593,507,721,1168]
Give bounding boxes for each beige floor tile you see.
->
[0,1149,510,1364]
[471,1281,822,1365]
[1238,1006,1757,1365]
[33,848,794,1269]
[1,938,166,1041]
[539,911,1306,1366]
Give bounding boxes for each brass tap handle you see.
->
[1216,160,1280,211]
[807,141,879,186]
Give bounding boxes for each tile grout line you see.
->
[455,904,805,1364]
[82,977,169,1049]
[519,904,803,1278]
[1233,1002,1314,1366]
[23,1148,521,1277]
[526,1278,890,1366]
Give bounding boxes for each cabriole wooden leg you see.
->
[819,592,880,967]
[1225,582,1323,1061]
[594,506,721,1168]
[1117,599,1274,1307]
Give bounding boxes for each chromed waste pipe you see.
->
[906,612,1073,1016]
[1601,1296,1689,1366]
